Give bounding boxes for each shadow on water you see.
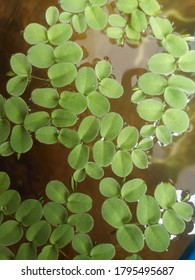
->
[0,0,195,259]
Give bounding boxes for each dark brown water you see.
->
[0,0,195,259]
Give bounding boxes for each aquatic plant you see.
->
[0,0,194,260]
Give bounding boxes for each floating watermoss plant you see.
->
[0,0,194,259]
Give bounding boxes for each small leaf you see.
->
[93,140,116,167]
[85,5,108,30]
[24,23,48,44]
[162,209,185,234]
[101,197,132,228]
[73,169,86,183]
[139,0,160,16]
[149,16,173,40]
[178,50,195,72]
[6,76,28,96]
[38,245,59,260]
[59,91,87,114]
[0,120,10,145]
[164,86,187,109]
[90,244,115,260]
[68,144,89,170]
[116,0,138,14]
[0,172,10,194]
[67,193,92,213]
[47,23,73,45]
[154,182,177,209]
[26,220,51,246]
[59,12,73,23]
[140,124,156,137]
[138,72,167,95]
[162,108,189,133]
[72,233,93,255]
[76,67,98,95]
[54,41,83,64]
[111,150,133,177]
[51,108,77,127]
[131,90,145,103]
[46,6,59,26]
[0,142,14,157]
[35,126,58,144]
[50,224,74,248]
[31,88,59,108]
[100,112,123,140]
[78,116,100,142]
[24,111,50,132]
[0,246,14,260]
[145,224,170,252]
[168,75,195,94]
[162,34,188,58]
[137,137,153,150]
[4,97,28,124]
[59,0,88,13]
[136,195,161,225]
[155,125,172,145]
[116,224,144,253]
[72,14,87,33]
[137,99,164,122]
[68,213,94,233]
[85,162,104,179]
[99,177,120,198]
[58,128,80,148]
[46,180,69,204]
[0,221,23,246]
[89,0,107,6]
[125,254,142,260]
[172,202,193,222]
[121,178,147,202]
[117,126,139,150]
[10,53,32,76]
[108,14,126,28]
[10,125,33,153]
[95,60,112,80]
[43,202,68,226]
[125,24,140,41]
[131,9,147,32]
[131,149,148,169]
[0,190,21,215]
[16,243,37,260]
[106,27,123,40]
[99,78,124,98]
[148,53,176,75]
[87,91,110,117]
[28,44,55,68]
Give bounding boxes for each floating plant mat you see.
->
[0,0,195,260]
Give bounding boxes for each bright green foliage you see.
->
[24,23,48,44]
[60,0,88,13]
[139,0,160,16]
[172,202,193,222]
[72,14,87,33]
[138,72,167,95]
[164,87,187,109]
[72,233,93,255]
[100,112,123,140]
[68,213,94,233]
[10,125,33,153]
[43,202,68,225]
[117,126,139,150]
[154,182,177,209]
[116,0,138,14]
[155,125,172,145]
[140,125,156,137]
[99,78,124,98]
[24,112,50,132]
[16,243,37,260]
[121,179,147,202]
[149,16,172,40]
[87,91,110,117]
[7,76,29,96]
[168,75,195,94]
[90,244,115,260]
[116,224,144,253]
[35,126,58,144]
[10,53,32,76]
[51,109,77,127]
[73,169,86,183]
[108,14,126,28]
[93,140,116,167]
[38,245,59,260]
[54,41,83,64]
[76,67,98,95]
[137,137,153,150]
[112,150,133,177]
[148,53,176,75]
[47,23,73,45]
[46,6,59,26]
[26,220,51,246]
[58,128,80,148]
[78,116,100,142]
[0,190,21,215]
[99,177,120,198]
[67,193,92,213]
[85,162,104,179]
[101,197,132,228]
[107,27,124,40]
[68,144,89,170]
[28,44,54,69]
[46,180,69,204]
[178,50,195,72]
[31,88,59,108]
[125,24,140,41]
[50,224,74,248]
[131,149,148,169]
[162,209,186,235]
[59,91,87,114]
[0,221,23,246]
[84,5,108,30]
[131,10,147,32]
[144,225,170,252]
[95,60,112,80]
[162,109,189,133]
[131,90,145,103]
[4,97,28,124]
[162,34,189,58]
[137,99,164,122]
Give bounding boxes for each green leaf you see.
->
[116,0,138,14]
[59,12,73,23]
[46,180,69,203]
[137,99,164,122]
[72,14,87,33]
[131,149,148,169]
[131,90,146,104]
[137,137,153,150]
[162,108,189,133]
[76,67,98,95]
[89,0,107,5]
[136,195,161,225]
[46,6,59,26]
[125,254,142,260]
[116,224,144,253]
[48,62,77,87]
[148,53,176,75]
[108,14,126,28]
[155,125,172,145]
[35,126,58,144]
[162,34,188,58]
[138,72,167,95]
[178,50,195,72]
[140,124,156,137]
[172,202,193,222]
[0,190,21,215]
[68,213,94,233]
[51,109,77,127]
[149,16,172,40]
[59,0,88,13]
[47,23,73,45]
[43,202,68,226]
[0,221,23,246]
[73,169,86,183]
[16,243,37,260]
[139,0,160,16]
[26,220,51,246]
[68,144,89,170]
[0,172,10,194]
[24,23,48,44]
[101,197,131,228]
[59,91,87,114]
[58,128,80,148]
[4,96,28,124]
[85,5,108,30]
[99,78,124,98]
[106,27,123,40]
[145,225,170,252]
[24,111,50,132]
[121,178,147,202]
[54,41,83,64]
[0,246,14,260]
[85,162,104,179]
[10,125,33,153]
[74,255,91,260]
[154,182,177,209]
[168,75,195,94]
[131,10,147,32]
[0,95,5,118]
[163,209,185,234]
[67,192,92,213]
[6,76,28,96]
[50,224,74,248]
[90,244,115,260]
[0,119,10,144]
[95,60,112,80]
[93,140,116,167]
[0,142,14,157]
[15,199,43,226]
[72,233,93,255]
[164,86,187,109]
[100,112,123,140]
[28,44,55,68]
[38,245,59,260]
[125,24,140,41]
[10,53,32,76]
[99,177,120,198]
[111,150,133,177]
[87,91,110,117]
[78,116,100,142]
[31,88,59,108]
[117,126,139,150]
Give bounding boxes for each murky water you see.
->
[0,0,195,259]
